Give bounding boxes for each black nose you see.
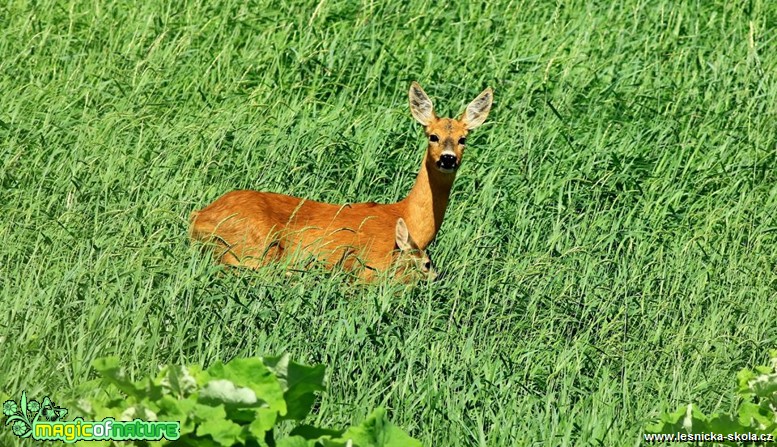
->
[439,154,457,170]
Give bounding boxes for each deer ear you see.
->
[409,82,435,126]
[461,87,493,130]
[395,218,415,251]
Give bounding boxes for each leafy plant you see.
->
[70,354,421,447]
[646,351,777,445]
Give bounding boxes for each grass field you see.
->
[1,0,776,445]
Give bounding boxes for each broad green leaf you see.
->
[320,440,351,447]
[128,377,162,403]
[196,416,244,446]
[263,355,292,390]
[158,365,198,398]
[183,437,223,447]
[71,356,421,447]
[737,368,758,395]
[707,414,747,435]
[92,401,124,421]
[91,357,141,399]
[265,355,326,421]
[748,372,777,398]
[248,407,280,442]
[119,402,160,421]
[156,395,196,435]
[187,364,210,386]
[156,394,191,418]
[738,401,772,429]
[208,358,286,417]
[91,357,163,401]
[73,378,103,397]
[191,403,228,422]
[645,405,689,434]
[332,408,422,447]
[147,440,172,447]
[684,404,711,433]
[189,404,243,445]
[199,379,259,406]
[277,436,316,447]
[289,425,344,440]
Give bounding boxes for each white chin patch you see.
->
[436,166,457,174]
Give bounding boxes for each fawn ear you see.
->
[395,218,416,251]
[409,82,435,126]
[461,87,493,130]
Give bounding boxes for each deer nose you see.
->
[439,154,458,170]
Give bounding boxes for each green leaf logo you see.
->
[3,391,69,440]
[2,400,17,416]
[4,391,32,438]
[11,420,28,436]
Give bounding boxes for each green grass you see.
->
[1,0,776,445]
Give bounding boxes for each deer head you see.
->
[409,82,493,174]
[393,217,437,282]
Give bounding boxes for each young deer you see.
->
[393,217,437,282]
[189,82,493,281]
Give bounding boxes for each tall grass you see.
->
[1,0,776,445]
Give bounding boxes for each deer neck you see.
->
[401,153,456,249]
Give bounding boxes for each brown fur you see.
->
[393,217,437,282]
[189,82,493,281]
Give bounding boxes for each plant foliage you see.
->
[646,351,777,445]
[71,355,421,447]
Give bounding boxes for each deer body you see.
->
[190,82,492,280]
[190,190,404,277]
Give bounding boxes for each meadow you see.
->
[1,0,776,445]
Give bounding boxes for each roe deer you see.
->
[393,217,437,282]
[189,81,493,281]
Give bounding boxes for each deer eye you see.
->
[458,137,467,145]
[423,261,431,271]
[429,134,439,143]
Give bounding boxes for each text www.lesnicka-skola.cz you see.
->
[643,432,774,443]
